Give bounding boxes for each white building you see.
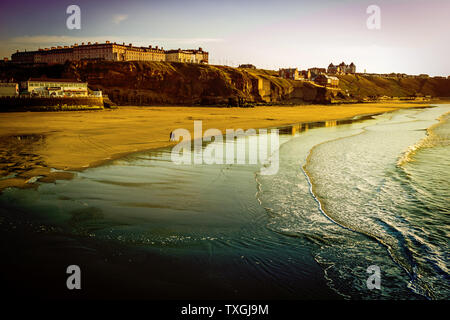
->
[0,83,19,97]
[92,90,102,97]
[26,78,88,97]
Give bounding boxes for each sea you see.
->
[0,104,448,299]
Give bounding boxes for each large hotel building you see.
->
[11,41,209,64]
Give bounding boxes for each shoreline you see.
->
[0,101,440,192]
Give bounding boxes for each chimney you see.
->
[199,47,202,51]
[129,43,132,47]
[149,45,152,49]
[155,46,158,50]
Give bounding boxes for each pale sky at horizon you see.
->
[0,0,449,76]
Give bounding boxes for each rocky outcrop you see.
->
[62,61,330,105]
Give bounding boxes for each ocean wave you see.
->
[397,111,450,166]
[299,106,450,298]
[302,141,434,299]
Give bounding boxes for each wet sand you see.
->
[0,102,434,190]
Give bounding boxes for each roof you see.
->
[28,77,84,83]
[166,49,204,54]
[13,42,185,56]
[316,74,339,80]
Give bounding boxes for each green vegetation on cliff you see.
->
[338,74,450,99]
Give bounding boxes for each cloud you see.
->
[112,14,128,24]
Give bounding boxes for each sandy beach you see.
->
[0,102,434,190]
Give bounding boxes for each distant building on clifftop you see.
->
[279,68,301,80]
[11,41,209,65]
[327,62,356,75]
[165,48,208,63]
[238,64,256,69]
[307,67,326,79]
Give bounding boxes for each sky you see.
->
[0,0,449,76]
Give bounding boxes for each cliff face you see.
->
[337,74,450,99]
[0,61,330,105]
[63,61,331,105]
[1,61,449,106]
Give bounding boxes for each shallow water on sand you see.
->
[0,105,448,299]
[259,104,450,299]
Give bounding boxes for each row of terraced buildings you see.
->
[11,41,209,65]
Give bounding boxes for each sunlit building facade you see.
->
[26,78,88,97]
[12,41,209,64]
